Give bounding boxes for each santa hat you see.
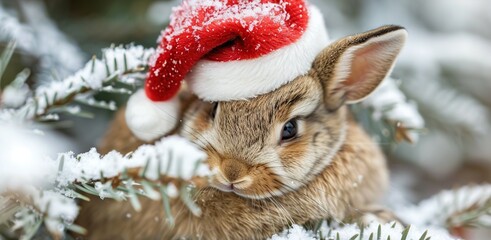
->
[126,0,329,141]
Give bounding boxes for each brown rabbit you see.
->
[77,25,406,239]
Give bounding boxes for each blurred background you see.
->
[0,0,490,238]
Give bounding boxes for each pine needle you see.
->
[418,230,428,240]
[349,234,359,240]
[160,185,175,226]
[401,225,410,240]
[0,41,16,86]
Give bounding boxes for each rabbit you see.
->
[76,25,407,239]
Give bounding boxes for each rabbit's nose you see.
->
[220,159,247,183]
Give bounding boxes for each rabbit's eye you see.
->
[281,119,298,141]
[210,102,218,119]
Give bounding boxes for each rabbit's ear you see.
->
[313,25,407,110]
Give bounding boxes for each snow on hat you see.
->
[126,0,329,141]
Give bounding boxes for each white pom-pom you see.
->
[125,89,180,142]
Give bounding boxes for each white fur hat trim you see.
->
[125,89,180,141]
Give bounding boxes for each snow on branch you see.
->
[54,135,209,219]
[270,222,456,240]
[397,184,491,229]
[0,131,210,238]
[0,45,154,123]
[269,185,491,240]
[55,135,209,187]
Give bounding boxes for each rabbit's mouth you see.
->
[209,174,253,195]
[211,182,281,199]
[209,171,287,199]
[210,180,250,197]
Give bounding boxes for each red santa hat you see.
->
[126,0,329,141]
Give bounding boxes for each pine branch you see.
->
[270,221,456,240]
[397,185,491,230]
[0,45,154,123]
[0,135,210,239]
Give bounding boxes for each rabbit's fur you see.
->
[77,25,406,239]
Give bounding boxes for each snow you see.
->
[269,184,491,240]
[0,68,31,108]
[397,185,491,228]
[80,97,117,111]
[54,135,209,189]
[0,45,154,123]
[325,222,456,240]
[33,190,79,234]
[0,121,208,235]
[126,135,209,179]
[31,45,153,116]
[166,183,179,198]
[151,0,293,69]
[1,84,30,108]
[8,189,80,236]
[270,222,457,240]
[270,224,316,240]
[168,0,290,36]
[0,123,60,193]
[0,123,76,236]
[47,134,208,219]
